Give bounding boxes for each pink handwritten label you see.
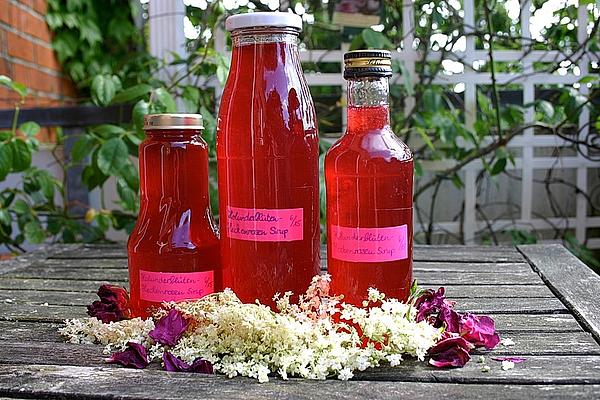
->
[331,225,408,263]
[226,206,303,242]
[139,270,214,303]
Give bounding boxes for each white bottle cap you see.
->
[225,12,303,32]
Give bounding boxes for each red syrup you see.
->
[326,102,414,306]
[216,23,320,306]
[128,121,221,318]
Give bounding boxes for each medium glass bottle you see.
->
[217,12,320,306]
[128,114,220,318]
[325,50,413,305]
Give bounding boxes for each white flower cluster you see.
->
[60,317,155,353]
[59,275,441,382]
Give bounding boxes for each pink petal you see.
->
[106,342,149,369]
[149,309,190,347]
[460,313,500,349]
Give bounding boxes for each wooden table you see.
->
[0,243,599,399]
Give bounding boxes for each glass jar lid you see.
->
[226,12,302,32]
[143,114,204,130]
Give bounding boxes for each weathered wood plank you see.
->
[34,258,535,274]
[0,303,86,322]
[1,345,600,384]
[352,355,600,384]
[519,244,600,344]
[0,321,63,342]
[3,267,543,286]
[0,278,125,292]
[49,244,525,263]
[0,289,566,314]
[0,244,80,276]
[0,322,595,357]
[1,365,599,400]
[489,314,583,333]
[439,284,555,298]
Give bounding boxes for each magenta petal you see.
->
[492,357,526,363]
[438,304,460,333]
[415,288,446,322]
[460,314,500,349]
[149,309,190,347]
[163,351,191,372]
[429,337,473,368]
[163,352,213,374]
[106,342,149,369]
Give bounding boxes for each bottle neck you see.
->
[346,77,391,132]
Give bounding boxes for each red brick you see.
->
[15,9,51,43]
[0,1,14,25]
[7,31,35,63]
[0,86,21,109]
[32,0,46,14]
[34,44,60,71]
[61,76,77,97]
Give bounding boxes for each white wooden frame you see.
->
[149,0,599,248]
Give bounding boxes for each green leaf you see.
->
[12,199,29,215]
[117,178,137,211]
[361,29,394,50]
[133,100,149,134]
[91,75,119,106]
[24,220,45,244]
[490,157,507,176]
[416,127,435,151]
[34,170,56,200]
[19,121,40,137]
[151,88,177,113]
[578,75,597,84]
[95,213,111,232]
[79,18,102,45]
[0,208,10,226]
[82,164,108,190]
[537,100,554,119]
[182,86,200,113]
[45,12,63,29]
[97,138,129,175]
[9,139,32,172]
[0,75,11,88]
[10,82,27,98]
[71,135,96,162]
[112,84,152,104]
[0,143,12,180]
[93,124,126,138]
[116,160,139,192]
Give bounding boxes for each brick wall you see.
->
[0,0,78,141]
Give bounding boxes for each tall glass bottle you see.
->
[128,114,221,318]
[325,50,413,305]
[217,12,320,306]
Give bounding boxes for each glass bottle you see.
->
[217,12,320,306]
[325,50,414,305]
[128,114,221,318]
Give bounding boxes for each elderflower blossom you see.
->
[60,275,442,382]
[60,317,155,354]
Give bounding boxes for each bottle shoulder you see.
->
[326,130,413,164]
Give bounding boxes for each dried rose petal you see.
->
[106,342,149,369]
[438,304,460,333]
[149,309,189,347]
[491,357,526,363]
[460,313,500,349]
[415,288,446,322]
[163,352,214,374]
[87,284,130,323]
[428,336,474,368]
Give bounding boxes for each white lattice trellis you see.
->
[148,0,599,248]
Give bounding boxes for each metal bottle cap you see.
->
[344,50,393,79]
[143,114,204,130]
